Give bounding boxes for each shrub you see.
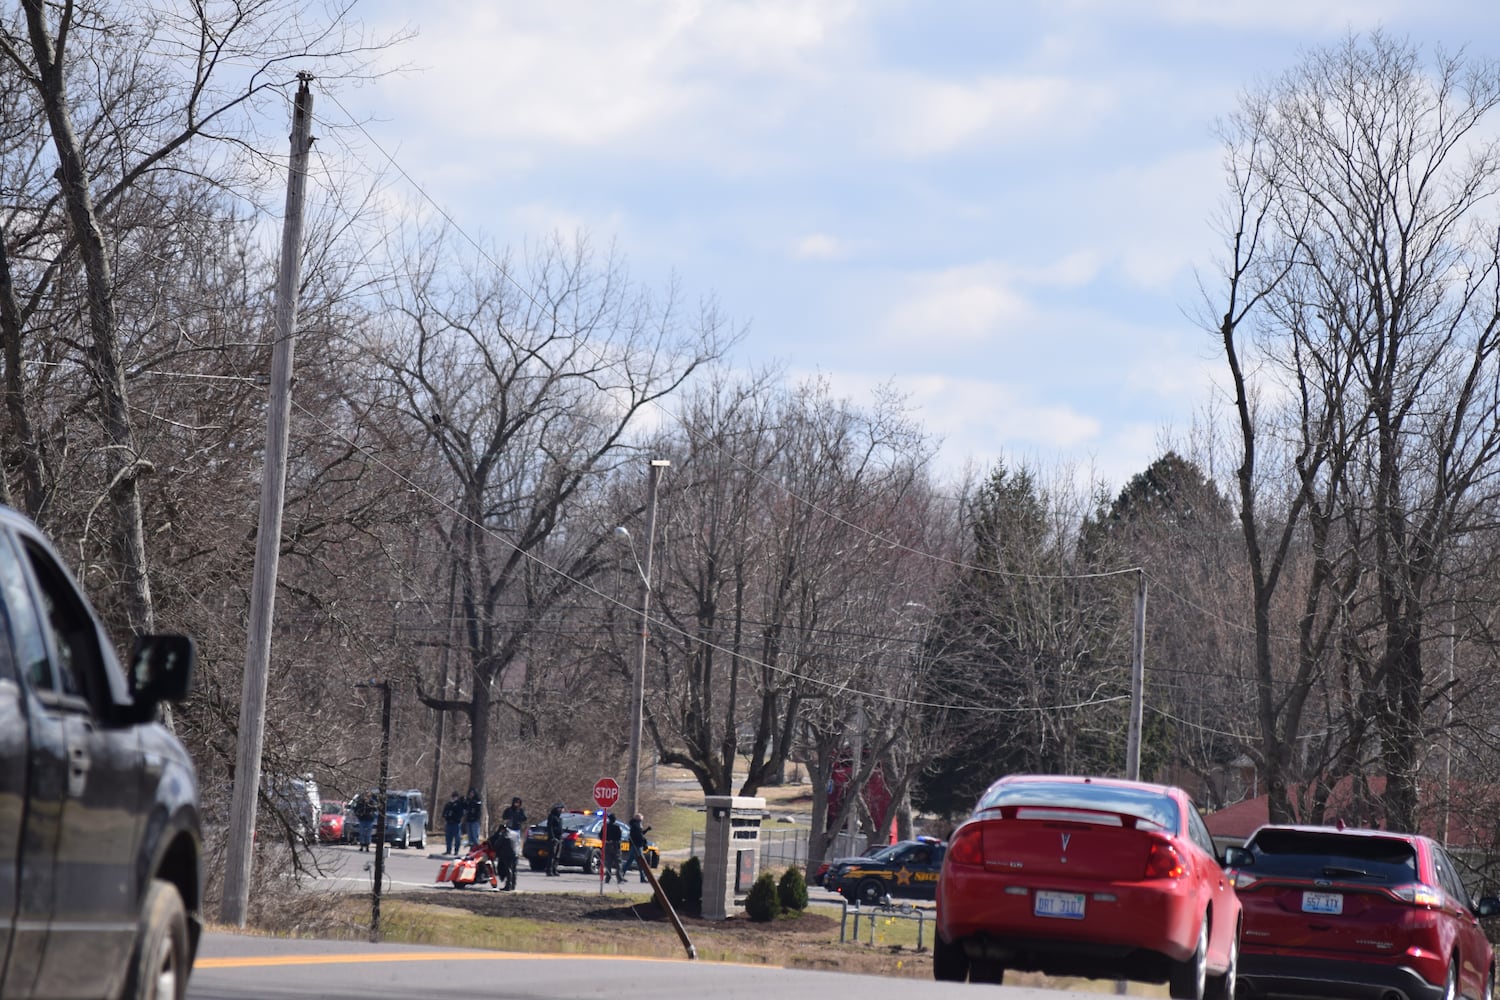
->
[777,865,808,912]
[680,854,703,903]
[744,871,782,922]
[658,865,684,907]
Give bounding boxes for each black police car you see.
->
[825,837,945,904]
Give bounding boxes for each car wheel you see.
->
[398,825,410,849]
[933,933,969,982]
[1481,966,1494,1000]
[856,879,885,905]
[121,879,190,1000]
[1169,918,1209,1000]
[414,828,426,850]
[1206,923,1238,1000]
[1442,959,1458,1000]
[583,849,599,875]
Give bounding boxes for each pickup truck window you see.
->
[0,532,53,692]
[20,536,107,708]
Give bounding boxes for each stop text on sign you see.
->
[593,777,620,811]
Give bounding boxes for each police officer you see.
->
[603,812,623,883]
[621,812,652,882]
[546,803,565,876]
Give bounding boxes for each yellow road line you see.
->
[196,952,693,970]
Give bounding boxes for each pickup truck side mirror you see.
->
[128,633,196,705]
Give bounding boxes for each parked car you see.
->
[0,504,201,999]
[826,837,945,903]
[1227,824,1500,1000]
[523,810,593,871]
[357,789,428,849]
[935,773,1241,997]
[521,811,659,872]
[318,800,346,843]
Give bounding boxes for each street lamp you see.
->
[617,458,669,818]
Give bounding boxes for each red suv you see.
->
[1227,825,1500,1000]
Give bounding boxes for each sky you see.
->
[329,0,1500,492]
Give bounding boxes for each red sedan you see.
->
[318,800,346,843]
[935,774,1240,999]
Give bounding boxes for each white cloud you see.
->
[878,267,1031,348]
[862,73,1117,158]
[1057,0,1402,31]
[792,233,845,260]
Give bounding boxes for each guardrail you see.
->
[841,897,931,951]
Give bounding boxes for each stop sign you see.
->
[592,777,620,812]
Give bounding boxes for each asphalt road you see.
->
[187,932,1062,1000]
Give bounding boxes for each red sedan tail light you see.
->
[1144,839,1185,879]
[947,824,985,866]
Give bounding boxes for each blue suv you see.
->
[376,789,427,849]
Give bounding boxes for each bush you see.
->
[680,854,703,903]
[744,871,782,922]
[658,865,684,907]
[777,865,808,912]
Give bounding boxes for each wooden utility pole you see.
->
[1125,569,1147,781]
[220,73,314,927]
[626,459,669,818]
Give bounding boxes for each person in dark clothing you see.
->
[500,796,527,832]
[462,788,483,850]
[603,813,623,883]
[620,812,652,882]
[441,791,465,856]
[352,793,377,852]
[487,824,520,890]
[545,804,565,876]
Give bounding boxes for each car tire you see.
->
[398,825,410,849]
[1169,918,1209,1000]
[583,849,599,875]
[121,878,190,1000]
[414,828,425,850]
[856,879,885,905]
[933,933,969,982]
[1442,959,1458,1000]
[1206,924,1238,1000]
[1481,965,1494,1000]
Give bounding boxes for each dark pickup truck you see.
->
[0,504,200,999]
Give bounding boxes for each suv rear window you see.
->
[1248,829,1418,881]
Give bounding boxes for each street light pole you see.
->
[626,459,669,818]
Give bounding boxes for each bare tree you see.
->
[1206,32,1500,828]
[371,226,726,807]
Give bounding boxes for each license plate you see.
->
[1302,891,1343,915]
[1034,890,1086,919]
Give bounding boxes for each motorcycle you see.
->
[436,827,519,890]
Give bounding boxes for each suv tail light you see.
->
[947,825,985,866]
[1390,883,1443,907]
[1144,839,1186,879]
